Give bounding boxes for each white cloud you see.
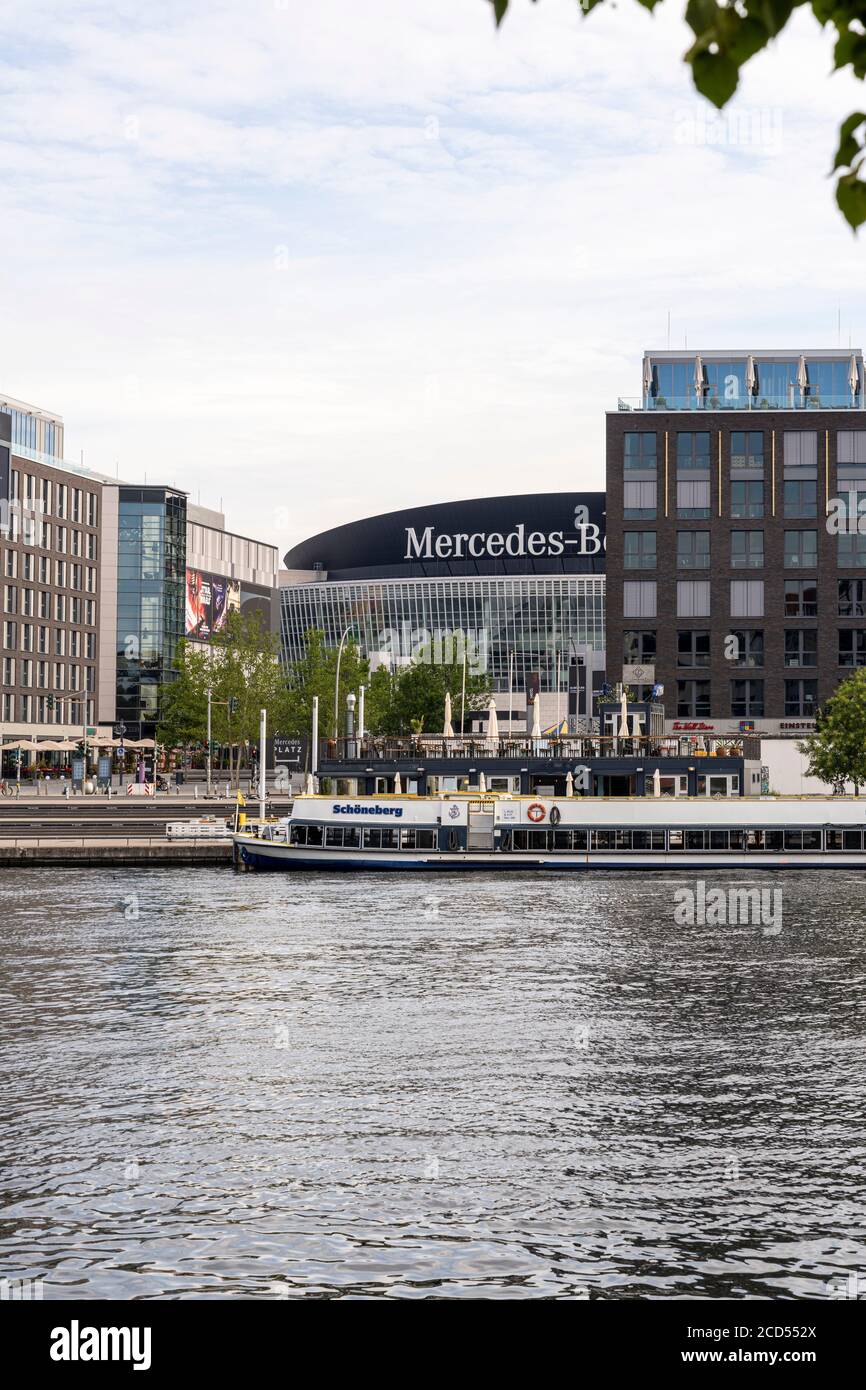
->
[0,0,863,556]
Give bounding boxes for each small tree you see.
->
[366,649,492,735]
[282,628,370,740]
[799,670,866,793]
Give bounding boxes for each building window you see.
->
[785,579,818,617]
[677,679,711,716]
[839,630,866,667]
[839,579,866,616]
[623,531,657,569]
[676,478,710,518]
[733,480,767,519]
[731,431,764,468]
[731,530,764,568]
[784,679,817,716]
[784,629,817,667]
[623,479,657,519]
[676,531,710,569]
[730,580,764,618]
[783,431,818,468]
[784,530,818,568]
[784,478,817,518]
[624,433,657,468]
[623,630,657,664]
[623,581,656,618]
[731,679,764,717]
[677,630,710,668]
[677,432,711,470]
[838,431,866,465]
[677,580,711,617]
[87,493,98,526]
[838,531,866,566]
[729,629,764,667]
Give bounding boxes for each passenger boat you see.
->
[232,792,866,871]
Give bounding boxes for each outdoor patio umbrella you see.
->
[745,354,756,401]
[618,689,629,738]
[850,354,860,403]
[652,768,661,797]
[566,770,574,797]
[393,771,402,794]
[797,355,808,402]
[693,354,704,403]
[443,692,454,738]
[530,695,541,739]
[478,771,487,794]
[486,697,499,740]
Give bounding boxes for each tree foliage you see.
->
[157,612,294,786]
[798,669,866,791]
[365,646,492,735]
[488,0,866,229]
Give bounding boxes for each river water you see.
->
[1,867,864,1300]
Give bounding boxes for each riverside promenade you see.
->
[0,784,292,866]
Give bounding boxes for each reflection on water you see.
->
[1,868,865,1300]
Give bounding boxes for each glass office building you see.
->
[280,494,607,713]
[115,487,187,739]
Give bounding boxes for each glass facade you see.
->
[639,353,864,411]
[116,488,186,738]
[280,575,605,695]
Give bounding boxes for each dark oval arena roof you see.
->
[283,492,606,581]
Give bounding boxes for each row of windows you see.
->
[3,532,97,572]
[284,823,866,854]
[1,694,93,723]
[3,614,97,652]
[1,659,94,690]
[623,429,866,470]
[674,679,815,717]
[650,359,862,410]
[625,629,819,668]
[3,572,97,613]
[624,479,865,521]
[9,472,98,525]
[2,517,99,554]
[624,579,829,619]
[290,825,438,850]
[625,529,829,570]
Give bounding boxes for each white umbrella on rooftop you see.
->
[486,697,499,740]
[745,354,756,402]
[478,771,487,794]
[694,354,704,403]
[618,688,629,739]
[393,771,402,794]
[797,354,808,402]
[849,354,860,404]
[530,695,541,739]
[652,768,661,798]
[566,769,574,798]
[443,692,454,738]
[304,772,315,795]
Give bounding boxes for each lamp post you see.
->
[333,623,355,738]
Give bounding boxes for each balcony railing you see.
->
[320,734,759,763]
[617,394,864,413]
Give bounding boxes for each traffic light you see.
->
[47,694,55,711]
[75,741,86,756]
[228,697,239,715]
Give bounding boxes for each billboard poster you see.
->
[186,569,240,642]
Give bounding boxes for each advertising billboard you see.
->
[185,568,241,642]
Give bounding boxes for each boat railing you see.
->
[319,735,756,762]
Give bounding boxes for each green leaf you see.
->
[692,49,740,108]
[490,0,510,25]
[836,170,866,230]
[832,111,866,170]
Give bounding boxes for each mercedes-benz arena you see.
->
[279,493,605,731]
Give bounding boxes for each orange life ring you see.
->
[527,802,546,823]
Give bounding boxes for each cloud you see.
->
[0,0,863,554]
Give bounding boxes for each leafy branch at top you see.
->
[488,0,866,229]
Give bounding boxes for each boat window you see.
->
[325,827,343,847]
[401,828,436,849]
[512,830,527,850]
[764,830,783,850]
[306,825,323,847]
[343,827,360,848]
[631,830,666,849]
[290,825,307,846]
[825,828,863,850]
[363,827,399,849]
[784,830,821,850]
[668,830,684,849]
[553,830,573,850]
[528,830,548,851]
[685,830,706,850]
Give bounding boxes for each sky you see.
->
[1,0,864,560]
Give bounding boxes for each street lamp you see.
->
[333,624,356,738]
